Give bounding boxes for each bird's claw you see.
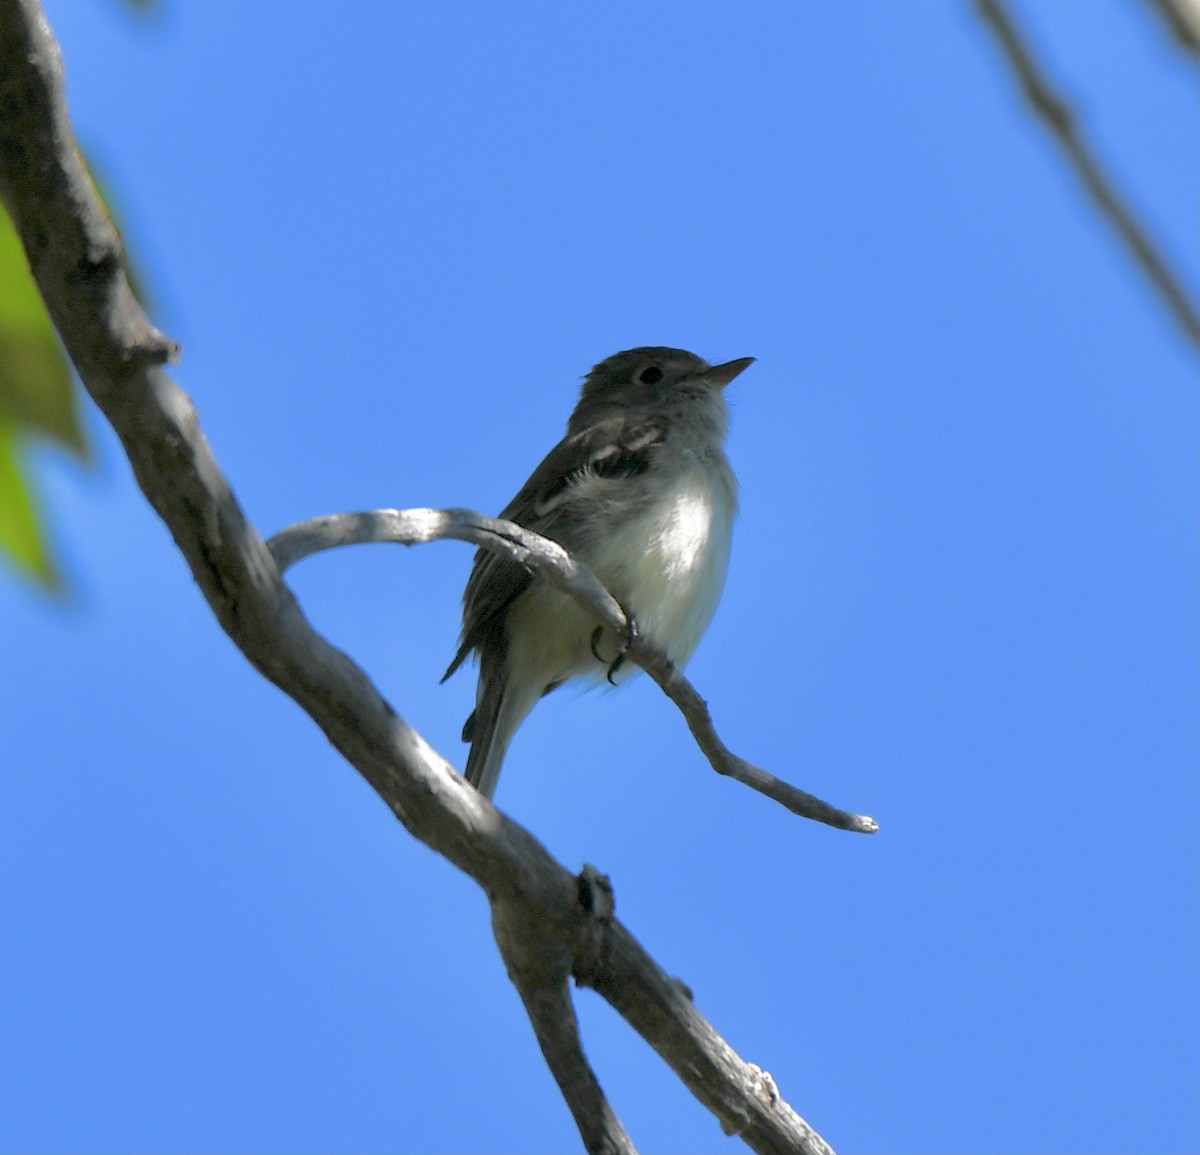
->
[589,626,606,664]
[591,614,638,685]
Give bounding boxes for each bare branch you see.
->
[1141,0,1200,56]
[268,509,878,834]
[975,0,1200,352]
[0,1,845,1150]
[572,867,836,1155]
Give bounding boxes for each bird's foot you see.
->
[591,615,639,685]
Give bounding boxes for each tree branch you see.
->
[1141,0,1200,56]
[571,867,836,1155]
[0,1,844,1150]
[267,509,878,835]
[975,0,1200,352]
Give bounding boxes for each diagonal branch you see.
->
[975,0,1200,352]
[1141,0,1200,56]
[0,2,844,1151]
[507,972,635,1155]
[267,509,878,834]
[571,866,836,1155]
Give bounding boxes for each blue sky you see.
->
[2,2,1196,1152]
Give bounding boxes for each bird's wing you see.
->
[441,412,666,680]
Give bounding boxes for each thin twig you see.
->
[976,0,1200,351]
[267,509,879,834]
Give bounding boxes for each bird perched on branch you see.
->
[443,346,754,799]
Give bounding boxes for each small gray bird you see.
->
[443,346,754,799]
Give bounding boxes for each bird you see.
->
[442,346,754,800]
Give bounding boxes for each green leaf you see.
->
[0,208,85,457]
[0,421,58,589]
[0,145,153,592]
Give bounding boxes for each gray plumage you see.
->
[443,346,753,799]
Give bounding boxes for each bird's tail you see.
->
[463,649,512,800]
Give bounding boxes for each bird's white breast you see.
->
[594,464,734,668]
[503,455,735,703]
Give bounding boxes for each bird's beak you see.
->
[704,356,755,388]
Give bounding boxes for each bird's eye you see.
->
[637,366,664,385]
